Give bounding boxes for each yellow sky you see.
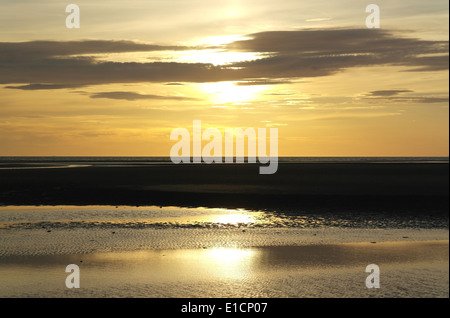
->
[0,0,448,156]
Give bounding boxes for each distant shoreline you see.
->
[0,156,448,164]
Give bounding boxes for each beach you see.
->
[0,225,448,298]
[0,159,448,298]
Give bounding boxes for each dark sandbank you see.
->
[0,162,448,218]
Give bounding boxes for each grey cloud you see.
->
[403,55,450,72]
[0,29,447,89]
[364,90,448,104]
[89,91,200,101]
[227,29,448,55]
[235,79,292,86]
[367,96,449,104]
[0,57,238,86]
[5,83,86,90]
[0,40,191,60]
[229,29,448,74]
[367,90,414,97]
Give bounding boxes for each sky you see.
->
[0,0,448,156]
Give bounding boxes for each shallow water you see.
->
[0,205,447,230]
[1,242,448,298]
[0,204,448,298]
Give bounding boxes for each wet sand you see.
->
[1,240,448,298]
[1,225,449,256]
[1,219,448,298]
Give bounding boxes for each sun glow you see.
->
[176,49,261,65]
[195,34,251,46]
[199,81,268,104]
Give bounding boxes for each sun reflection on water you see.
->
[205,248,258,279]
[213,213,256,226]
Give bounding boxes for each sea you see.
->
[0,156,448,165]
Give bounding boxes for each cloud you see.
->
[264,92,296,96]
[306,18,332,22]
[89,91,200,101]
[0,29,447,89]
[234,79,292,86]
[5,83,86,90]
[367,90,414,97]
[229,29,448,75]
[369,96,449,104]
[227,29,448,55]
[0,40,190,60]
[315,113,403,120]
[364,90,448,104]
